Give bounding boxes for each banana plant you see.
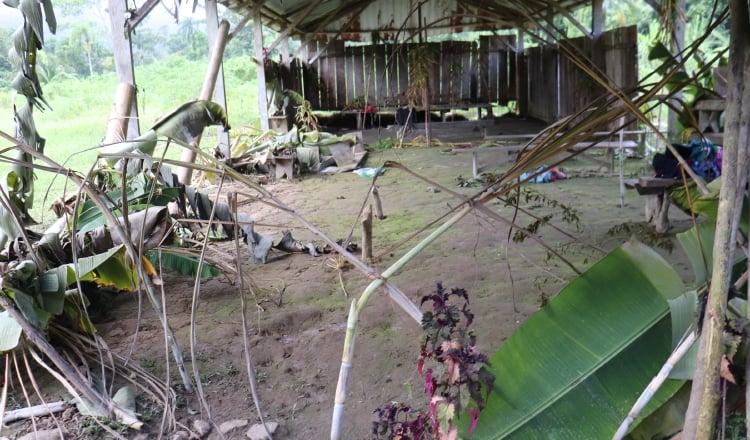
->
[1,0,55,248]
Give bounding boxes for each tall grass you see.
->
[0,54,260,224]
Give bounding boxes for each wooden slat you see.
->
[318,41,332,108]
[343,45,357,104]
[372,43,387,106]
[479,35,492,102]
[302,40,320,108]
[333,40,347,108]
[469,40,479,102]
[363,45,378,104]
[507,36,517,104]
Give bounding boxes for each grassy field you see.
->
[0,55,261,223]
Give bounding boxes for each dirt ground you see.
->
[2,122,695,439]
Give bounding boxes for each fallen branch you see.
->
[2,401,67,424]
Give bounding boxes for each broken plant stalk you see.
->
[330,203,474,440]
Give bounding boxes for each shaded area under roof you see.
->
[220,0,592,42]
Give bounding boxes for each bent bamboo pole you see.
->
[330,203,473,440]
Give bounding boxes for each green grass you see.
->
[0,54,261,224]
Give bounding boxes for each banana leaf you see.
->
[463,240,689,439]
[42,245,139,292]
[100,100,228,166]
[146,250,221,279]
[0,310,23,352]
[76,174,179,233]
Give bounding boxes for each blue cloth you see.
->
[686,139,721,181]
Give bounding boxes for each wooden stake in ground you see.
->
[361,205,372,261]
[371,186,384,219]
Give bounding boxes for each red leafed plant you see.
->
[372,283,495,439]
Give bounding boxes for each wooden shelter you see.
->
[107,0,636,145]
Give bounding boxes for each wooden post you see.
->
[591,0,605,38]
[361,205,372,261]
[371,186,385,219]
[206,0,231,159]
[254,9,270,131]
[108,0,140,139]
[177,20,230,185]
[516,28,526,116]
[104,82,135,145]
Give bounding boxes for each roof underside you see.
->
[220,0,591,42]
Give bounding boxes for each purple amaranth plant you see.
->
[372,283,494,439]
[419,283,494,437]
[372,402,429,439]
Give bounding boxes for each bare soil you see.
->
[2,134,694,439]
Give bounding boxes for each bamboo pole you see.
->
[104,83,135,145]
[612,331,697,439]
[2,400,67,424]
[177,20,230,185]
[330,300,358,439]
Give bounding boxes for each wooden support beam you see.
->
[126,0,161,33]
[592,0,605,38]
[264,0,323,55]
[177,20,230,185]
[254,8,270,131]
[306,1,373,64]
[228,14,252,42]
[206,0,230,158]
[108,0,140,139]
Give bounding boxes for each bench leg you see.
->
[645,190,671,233]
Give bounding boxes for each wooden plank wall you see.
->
[277,39,514,111]
[524,25,638,123]
[271,25,635,120]
[480,35,516,105]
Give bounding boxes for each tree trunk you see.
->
[683,0,750,437]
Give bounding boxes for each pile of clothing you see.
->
[652,139,722,182]
[520,165,567,183]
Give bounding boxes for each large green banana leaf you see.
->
[463,240,689,439]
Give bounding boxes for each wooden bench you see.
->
[454,137,637,178]
[624,177,680,233]
[343,102,494,130]
[452,144,526,177]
